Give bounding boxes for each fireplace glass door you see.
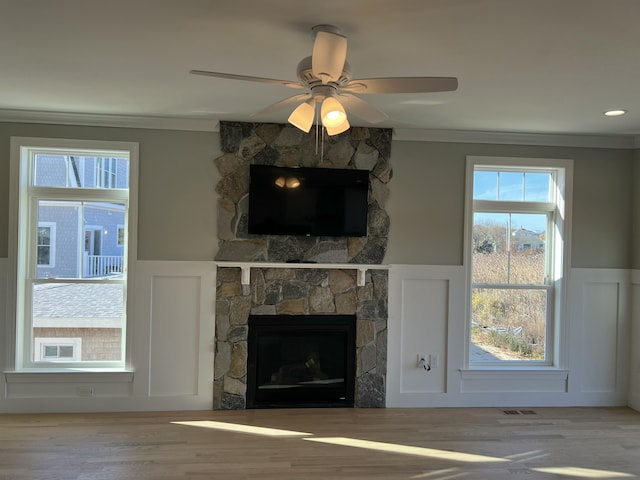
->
[247,315,356,408]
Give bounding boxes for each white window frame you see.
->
[8,137,139,371]
[464,156,572,369]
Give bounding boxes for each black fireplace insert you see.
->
[246,314,356,408]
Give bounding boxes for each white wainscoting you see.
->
[387,265,467,406]
[0,260,216,413]
[628,270,640,411]
[387,265,631,408]
[567,268,630,405]
[2,259,634,412]
[0,258,8,383]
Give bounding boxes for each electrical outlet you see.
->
[76,386,94,397]
[416,354,427,368]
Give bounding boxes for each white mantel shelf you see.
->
[215,261,389,286]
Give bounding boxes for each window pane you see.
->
[472,213,508,283]
[474,170,553,202]
[37,246,50,265]
[510,213,547,284]
[498,172,524,200]
[43,345,57,357]
[471,287,547,361]
[37,227,50,245]
[59,346,74,358]
[524,172,552,201]
[473,212,547,285]
[32,282,124,362]
[34,155,69,187]
[34,155,129,189]
[36,200,125,279]
[473,171,498,200]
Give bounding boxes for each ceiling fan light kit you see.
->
[320,96,347,128]
[190,25,458,136]
[288,99,315,133]
[325,118,350,136]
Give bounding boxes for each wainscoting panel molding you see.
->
[134,261,216,404]
[0,260,216,413]
[567,268,630,405]
[387,265,631,408]
[626,270,640,411]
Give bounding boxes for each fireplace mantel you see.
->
[215,261,389,287]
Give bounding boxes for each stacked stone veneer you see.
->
[213,121,392,409]
[214,121,392,263]
[214,266,388,409]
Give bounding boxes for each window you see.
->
[9,138,138,370]
[36,222,56,267]
[34,338,82,362]
[96,157,118,188]
[465,157,572,366]
[117,225,125,246]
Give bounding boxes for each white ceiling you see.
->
[2,0,639,139]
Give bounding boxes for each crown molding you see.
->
[0,109,219,132]
[393,128,638,149]
[0,109,637,148]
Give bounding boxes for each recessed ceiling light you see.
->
[604,109,628,117]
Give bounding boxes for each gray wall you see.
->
[0,122,634,268]
[386,140,633,268]
[0,122,219,260]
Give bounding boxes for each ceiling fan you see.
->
[190,25,458,135]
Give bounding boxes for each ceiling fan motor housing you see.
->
[296,56,352,89]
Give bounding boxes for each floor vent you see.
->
[504,409,537,415]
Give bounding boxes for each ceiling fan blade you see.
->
[254,93,312,116]
[341,77,458,94]
[311,31,347,83]
[338,94,388,124]
[189,70,305,89]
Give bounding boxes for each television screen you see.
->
[248,165,369,237]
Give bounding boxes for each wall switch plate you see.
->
[429,354,439,368]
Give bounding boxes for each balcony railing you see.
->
[84,255,123,277]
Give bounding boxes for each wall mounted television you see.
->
[248,164,369,237]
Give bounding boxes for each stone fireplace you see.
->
[214,265,388,409]
[212,121,392,409]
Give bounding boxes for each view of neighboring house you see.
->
[36,155,127,279]
[31,154,129,363]
[510,227,545,252]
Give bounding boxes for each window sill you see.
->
[4,369,134,384]
[459,368,568,380]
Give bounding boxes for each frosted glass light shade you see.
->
[288,100,315,132]
[321,97,347,128]
[325,118,350,136]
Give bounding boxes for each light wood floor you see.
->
[1,407,639,479]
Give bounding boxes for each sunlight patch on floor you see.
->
[170,420,311,437]
[303,437,508,463]
[532,466,636,478]
[171,419,637,478]
[410,467,467,479]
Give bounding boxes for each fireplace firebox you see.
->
[246,314,356,408]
